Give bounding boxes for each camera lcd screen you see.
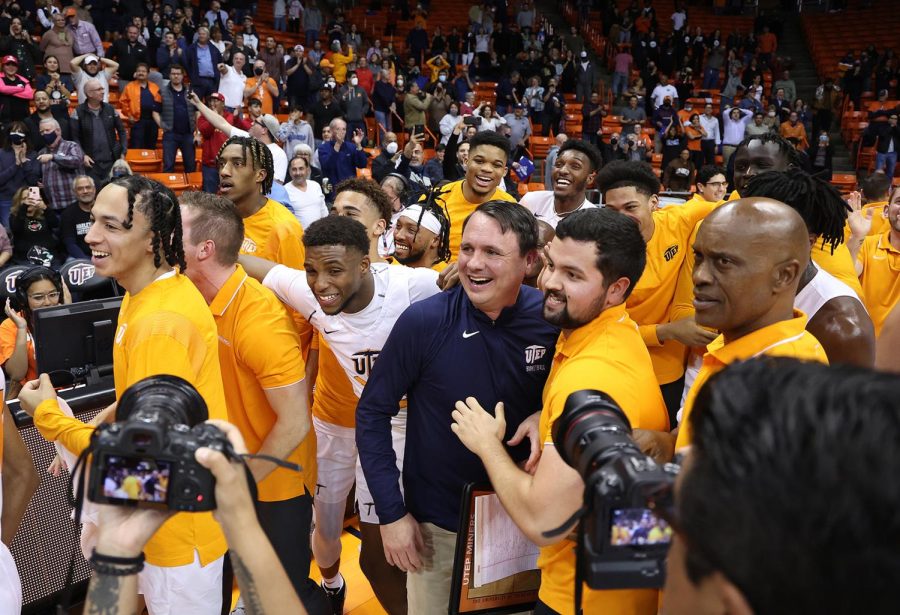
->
[100,455,171,504]
[610,508,672,547]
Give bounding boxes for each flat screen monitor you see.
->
[33,297,122,386]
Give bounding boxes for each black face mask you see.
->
[254,67,264,76]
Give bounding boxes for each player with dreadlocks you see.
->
[730,132,863,296]
[392,185,452,270]
[26,175,230,614]
[742,169,875,367]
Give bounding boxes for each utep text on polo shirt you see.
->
[356,285,559,530]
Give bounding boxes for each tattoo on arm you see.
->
[87,574,132,615]
[231,553,264,615]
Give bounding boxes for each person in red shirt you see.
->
[197,92,249,194]
[356,56,375,96]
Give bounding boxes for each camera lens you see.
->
[117,374,209,427]
[552,390,640,479]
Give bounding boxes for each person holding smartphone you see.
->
[9,185,63,269]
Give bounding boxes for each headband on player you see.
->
[399,205,442,235]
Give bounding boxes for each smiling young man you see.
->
[598,161,723,423]
[240,215,441,615]
[519,140,601,229]
[684,165,728,208]
[434,130,517,259]
[25,176,230,615]
[676,198,828,449]
[356,201,558,615]
[450,207,668,615]
[392,202,451,270]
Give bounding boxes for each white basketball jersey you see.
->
[264,262,440,397]
[795,265,864,321]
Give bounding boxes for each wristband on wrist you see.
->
[90,549,145,576]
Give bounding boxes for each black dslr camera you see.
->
[87,375,236,512]
[550,390,679,591]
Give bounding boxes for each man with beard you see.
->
[391,202,451,271]
[357,201,557,615]
[520,140,600,228]
[451,207,668,615]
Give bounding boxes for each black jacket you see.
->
[25,106,72,152]
[70,102,127,161]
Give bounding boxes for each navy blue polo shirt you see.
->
[356,285,559,531]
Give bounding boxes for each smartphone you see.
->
[27,187,39,202]
[464,116,482,127]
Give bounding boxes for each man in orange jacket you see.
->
[119,62,161,149]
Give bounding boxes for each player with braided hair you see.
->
[392,187,452,270]
[27,175,231,614]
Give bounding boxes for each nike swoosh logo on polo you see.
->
[324,329,338,334]
[462,330,480,338]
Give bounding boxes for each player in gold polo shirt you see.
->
[451,208,668,615]
[434,130,517,260]
[676,198,828,449]
[178,191,329,613]
[22,176,229,614]
[850,184,900,337]
[598,161,722,425]
[217,135,318,500]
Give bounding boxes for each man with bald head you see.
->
[675,198,829,449]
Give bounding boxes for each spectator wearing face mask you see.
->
[372,131,401,183]
[340,71,371,145]
[243,59,279,114]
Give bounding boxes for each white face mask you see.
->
[385,142,398,154]
[396,80,404,88]
[351,77,359,86]
[438,74,446,82]
[768,111,776,117]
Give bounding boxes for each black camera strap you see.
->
[56,444,93,614]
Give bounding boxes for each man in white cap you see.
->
[391,203,450,270]
[71,52,118,103]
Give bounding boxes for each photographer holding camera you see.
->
[451,208,669,615]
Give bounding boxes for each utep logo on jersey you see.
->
[664,244,679,262]
[241,237,258,254]
[66,262,96,287]
[525,345,547,372]
[352,350,380,377]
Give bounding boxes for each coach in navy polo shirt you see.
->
[357,200,558,615]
